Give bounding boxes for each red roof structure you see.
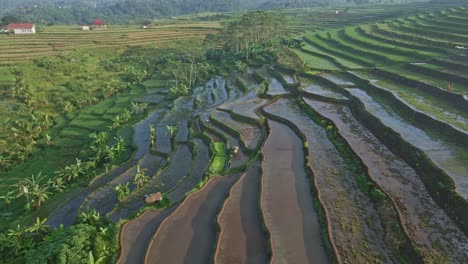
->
[92,19,106,26]
[6,23,35,29]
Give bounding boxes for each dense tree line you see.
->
[221,11,285,60]
[0,0,433,25]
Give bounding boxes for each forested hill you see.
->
[0,0,436,25]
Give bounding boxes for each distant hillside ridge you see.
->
[0,0,446,25]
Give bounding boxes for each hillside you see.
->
[0,0,434,25]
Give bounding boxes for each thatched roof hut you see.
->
[145,192,163,204]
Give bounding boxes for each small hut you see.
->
[91,19,107,30]
[145,192,163,204]
[82,24,90,30]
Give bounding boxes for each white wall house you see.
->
[6,23,36,34]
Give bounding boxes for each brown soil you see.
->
[265,99,396,263]
[117,207,177,264]
[261,120,328,264]
[214,162,268,264]
[144,175,240,264]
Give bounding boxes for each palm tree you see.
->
[134,165,150,189]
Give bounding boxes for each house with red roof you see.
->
[6,23,36,34]
[91,19,107,30]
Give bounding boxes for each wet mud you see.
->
[305,98,468,262]
[215,162,268,264]
[261,120,328,264]
[264,99,396,263]
[144,174,241,264]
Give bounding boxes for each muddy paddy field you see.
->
[31,5,468,263]
[45,60,467,263]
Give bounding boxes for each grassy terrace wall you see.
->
[303,35,373,67]
[209,111,253,155]
[431,58,468,72]
[389,21,468,44]
[378,24,454,48]
[360,26,449,54]
[343,71,468,146]
[370,68,468,111]
[320,32,389,65]
[337,28,427,61]
[292,100,423,264]
[298,72,349,105]
[403,63,468,89]
[297,47,345,70]
[324,73,468,234]
[266,68,297,89]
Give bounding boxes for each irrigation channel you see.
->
[46,64,467,263]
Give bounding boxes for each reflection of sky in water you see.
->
[347,88,468,198]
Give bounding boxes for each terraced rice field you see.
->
[0,24,219,67]
[5,3,468,263]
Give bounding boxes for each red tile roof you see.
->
[6,23,35,29]
[92,19,106,26]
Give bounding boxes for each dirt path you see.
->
[144,174,240,264]
[305,98,468,263]
[117,207,177,264]
[265,99,396,263]
[214,162,268,264]
[261,120,328,264]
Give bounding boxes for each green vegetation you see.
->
[210,142,227,174]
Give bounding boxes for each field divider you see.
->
[322,73,468,234]
[370,68,468,111]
